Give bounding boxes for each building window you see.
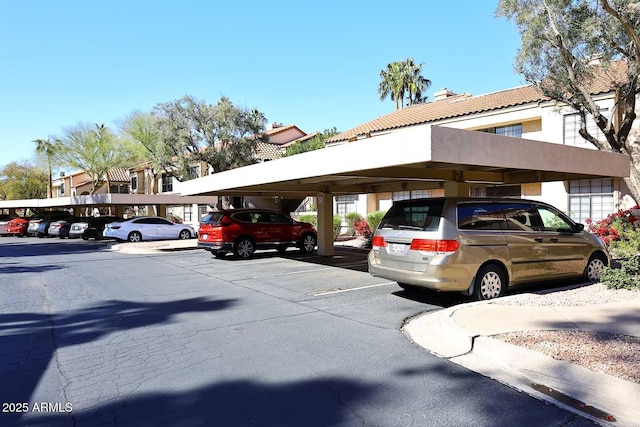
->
[563,109,608,145]
[183,205,193,222]
[336,195,357,220]
[161,175,173,193]
[470,185,521,198]
[392,190,431,201]
[59,182,65,196]
[479,124,522,138]
[131,176,138,191]
[568,178,614,223]
[198,205,209,222]
[109,184,129,194]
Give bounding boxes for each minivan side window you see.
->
[379,199,444,231]
[458,203,507,230]
[537,206,574,232]
[500,203,540,231]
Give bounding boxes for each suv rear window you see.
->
[201,212,224,225]
[379,199,444,231]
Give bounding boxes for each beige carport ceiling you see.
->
[180,125,630,197]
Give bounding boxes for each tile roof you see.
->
[326,60,627,144]
[281,132,320,148]
[263,124,305,137]
[106,167,130,183]
[256,142,284,161]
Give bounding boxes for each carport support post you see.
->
[316,192,334,256]
[443,181,470,197]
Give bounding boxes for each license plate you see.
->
[388,243,407,254]
[202,234,209,240]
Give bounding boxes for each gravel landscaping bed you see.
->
[493,283,640,384]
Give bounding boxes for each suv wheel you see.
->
[474,264,506,301]
[299,233,317,254]
[233,238,255,259]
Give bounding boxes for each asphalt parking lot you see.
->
[0,237,598,426]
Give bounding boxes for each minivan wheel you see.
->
[585,253,608,282]
[233,238,255,259]
[474,265,506,301]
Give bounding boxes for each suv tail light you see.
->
[410,239,459,252]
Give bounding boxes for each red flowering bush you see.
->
[353,218,372,239]
[587,206,640,255]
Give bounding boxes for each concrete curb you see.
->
[403,304,640,427]
[108,239,199,254]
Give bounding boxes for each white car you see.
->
[103,216,196,242]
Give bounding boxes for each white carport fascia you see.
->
[0,194,215,210]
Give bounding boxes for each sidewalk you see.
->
[404,295,640,427]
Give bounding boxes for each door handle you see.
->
[550,238,559,243]
[534,238,543,243]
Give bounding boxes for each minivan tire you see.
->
[474,264,506,301]
[584,253,608,282]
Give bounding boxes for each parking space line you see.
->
[249,267,335,279]
[313,282,397,296]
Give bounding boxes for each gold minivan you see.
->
[368,197,610,300]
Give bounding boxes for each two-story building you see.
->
[324,69,635,224]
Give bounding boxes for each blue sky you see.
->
[0,1,525,168]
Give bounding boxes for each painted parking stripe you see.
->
[312,282,397,296]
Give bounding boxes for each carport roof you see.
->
[179,125,630,197]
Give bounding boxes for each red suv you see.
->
[198,209,317,259]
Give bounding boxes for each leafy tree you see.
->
[378,58,431,110]
[0,161,48,200]
[152,95,267,180]
[496,0,640,202]
[121,111,171,193]
[56,123,133,194]
[283,127,339,157]
[33,137,61,198]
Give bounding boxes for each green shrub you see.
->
[346,212,362,236]
[366,210,386,233]
[333,215,343,240]
[298,214,317,227]
[601,256,640,290]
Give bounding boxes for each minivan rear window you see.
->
[379,199,444,231]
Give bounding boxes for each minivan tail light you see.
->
[372,236,387,247]
[410,239,459,252]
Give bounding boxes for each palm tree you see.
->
[378,58,431,109]
[378,62,405,110]
[403,58,431,106]
[34,137,60,198]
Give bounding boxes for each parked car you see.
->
[48,216,82,238]
[7,217,31,237]
[0,215,15,236]
[28,212,73,237]
[197,209,318,259]
[368,197,610,301]
[102,216,196,242]
[69,216,124,240]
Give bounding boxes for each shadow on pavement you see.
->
[0,297,237,425]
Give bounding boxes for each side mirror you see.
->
[573,223,585,232]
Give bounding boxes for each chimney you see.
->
[266,122,284,130]
[433,88,457,101]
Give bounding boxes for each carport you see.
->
[0,194,215,218]
[179,125,630,256]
